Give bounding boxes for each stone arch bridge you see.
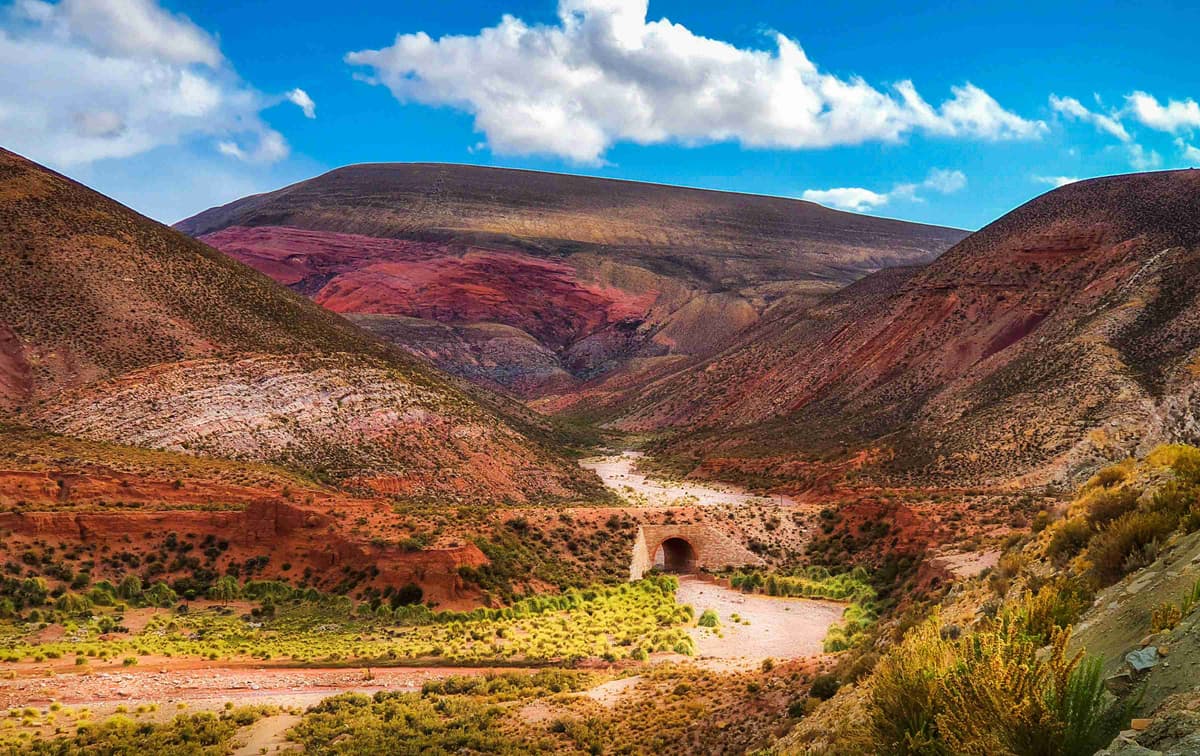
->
[630,524,765,580]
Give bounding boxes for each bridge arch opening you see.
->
[653,537,698,574]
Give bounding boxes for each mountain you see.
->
[0,148,603,504]
[177,163,966,397]
[612,170,1200,489]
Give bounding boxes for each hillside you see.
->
[614,170,1200,489]
[177,163,966,397]
[0,148,603,503]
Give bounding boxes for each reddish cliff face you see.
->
[201,226,658,350]
[617,171,1200,488]
[180,163,965,398]
[0,499,488,605]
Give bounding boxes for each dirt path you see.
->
[0,665,512,713]
[676,577,845,669]
[581,450,794,507]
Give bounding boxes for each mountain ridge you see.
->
[177,162,967,397]
[0,147,604,503]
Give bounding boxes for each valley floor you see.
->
[581,450,796,507]
[0,580,844,712]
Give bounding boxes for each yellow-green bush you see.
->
[869,618,1116,756]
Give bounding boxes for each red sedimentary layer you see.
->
[200,226,657,349]
[0,498,487,604]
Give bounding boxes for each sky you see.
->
[2,1,1199,229]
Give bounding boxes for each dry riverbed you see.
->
[581,450,794,507]
[677,576,845,669]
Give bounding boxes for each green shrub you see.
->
[810,673,840,701]
[697,609,719,628]
[1087,510,1175,585]
[1084,487,1140,527]
[1047,517,1091,562]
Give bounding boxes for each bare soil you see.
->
[581,451,795,507]
[676,576,845,670]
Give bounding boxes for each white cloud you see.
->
[1175,138,1200,165]
[922,167,968,194]
[1127,91,1200,133]
[803,167,966,212]
[0,0,307,167]
[1049,94,1129,142]
[216,131,288,163]
[801,187,891,212]
[1126,143,1162,170]
[1034,175,1081,188]
[346,0,1043,163]
[39,0,223,66]
[285,87,316,118]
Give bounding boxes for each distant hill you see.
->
[178,163,966,397]
[611,170,1200,488]
[0,148,604,504]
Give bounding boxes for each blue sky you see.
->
[2,0,1200,229]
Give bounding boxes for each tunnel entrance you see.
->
[653,537,698,574]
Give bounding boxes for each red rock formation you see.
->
[0,499,487,604]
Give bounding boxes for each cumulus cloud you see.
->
[0,0,306,167]
[346,0,1043,163]
[802,167,966,212]
[1049,94,1129,141]
[801,187,891,212]
[285,87,316,118]
[1126,91,1200,133]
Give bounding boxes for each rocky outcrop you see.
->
[0,498,488,603]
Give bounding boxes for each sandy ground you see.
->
[0,581,839,714]
[0,665,513,714]
[232,713,302,755]
[581,451,794,507]
[676,577,846,670]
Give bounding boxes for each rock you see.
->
[1126,646,1161,672]
[1131,719,1154,731]
[1166,733,1200,756]
[1095,731,1163,756]
[1106,672,1136,695]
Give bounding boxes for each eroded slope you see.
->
[0,148,602,503]
[618,171,1200,488]
[178,163,966,396]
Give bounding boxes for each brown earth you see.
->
[179,163,965,397]
[0,147,604,504]
[608,171,1200,490]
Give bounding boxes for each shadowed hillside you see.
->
[178,163,966,397]
[0,148,604,503]
[614,170,1200,489]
